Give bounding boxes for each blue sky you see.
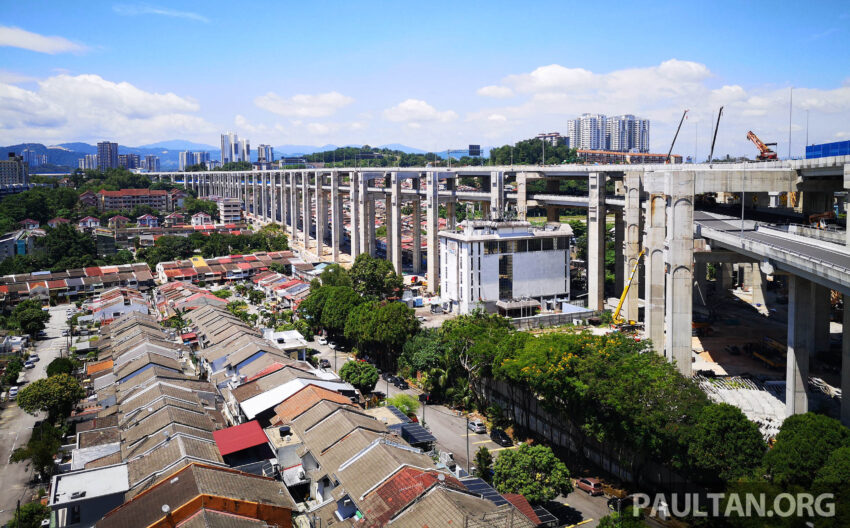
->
[1,0,848,157]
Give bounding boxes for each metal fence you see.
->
[510,309,600,330]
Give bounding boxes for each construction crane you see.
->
[746,130,778,161]
[612,248,645,325]
[666,110,688,164]
[708,106,723,163]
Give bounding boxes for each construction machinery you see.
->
[708,106,723,163]
[809,210,836,229]
[746,130,779,161]
[612,248,645,325]
[666,110,689,164]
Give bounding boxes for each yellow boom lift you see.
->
[612,248,645,325]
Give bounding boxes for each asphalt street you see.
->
[0,304,68,525]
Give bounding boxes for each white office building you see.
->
[217,197,242,224]
[257,144,274,163]
[178,151,194,171]
[194,151,211,166]
[439,220,572,315]
[221,132,250,164]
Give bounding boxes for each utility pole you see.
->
[465,415,470,474]
[788,87,793,159]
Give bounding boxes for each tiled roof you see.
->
[212,420,269,456]
[272,385,354,425]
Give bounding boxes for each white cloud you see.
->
[254,91,354,118]
[113,4,209,23]
[477,85,514,98]
[0,26,88,54]
[383,99,457,123]
[488,114,507,122]
[0,73,214,145]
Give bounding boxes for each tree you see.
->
[248,289,265,305]
[812,446,850,528]
[597,510,644,528]
[386,393,419,416]
[16,374,84,422]
[9,300,50,336]
[213,289,232,299]
[492,444,572,504]
[10,422,62,481]
[762,413,850,489]
[7,501,49,528]
[339,360,379,394]
[45,357,78,377]
[184,196,219,220]
[344,301,419,369]
[319,264,353,287]
[320,287,364,338]
[474,446,494,484]
[349,253,403,298]
[687,403,766,484]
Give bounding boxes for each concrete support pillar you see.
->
[413,190,422,275]
[842,297,850,426]
[270,174,276,221]
[426,172,440,294]
[664,171,695,375]
[280,174,288,229]
[385,192,394,262]
[251,174,257,217]
[302,173,311,250]
[316,173,326,259]
[358,174,370,257]
[546,179,560,222]
[614,212,625,298]
[390,172,403,274]
[481,202,490,220]
[623,172,642,323]
[331,172,340,262]
[718,263,733,292]
[587,172,606,311]
[349,172,360,257]
[516,172,527,220]
[787,275,812,416]
[290,173,299,239]
[368,198,376,257]
[490,171,504,220]
[812,283,831,355]
[745,263,767,308]
[446,178,456,230]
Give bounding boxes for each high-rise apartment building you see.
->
[566,114,650,153]
[21,148,47,167]
[118,154,140,169]
[97,141,119,170]
[178,151,194,171]
[535,133,563,147]
[78,154,98,170]
[257,144,274,163]
[193,151,211,166]
[143,155,160,172]
[0,153,29,185]
[221,132,251,164]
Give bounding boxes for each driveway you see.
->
[0,304,68,524]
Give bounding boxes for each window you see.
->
[541,238,553,251]
[557,237,568,250]
[528,238,541,252]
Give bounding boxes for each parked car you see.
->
[24,361,35,369]
[37,330,47,339]
[319,359,331,369]
[28,354,39,362]
[490,428,512,447]
[61,330,69,337]
[468,420,487,434]
[417,316,427,323]
[318,337,328,345]
[381,371,394,381]
[576,478,604,496]
[328,342,337,350]
[394,378,409,390]
[9,386,18,399]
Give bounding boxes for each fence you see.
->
[510,309,600,330]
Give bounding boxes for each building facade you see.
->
[567,114,650,153]
[143,155,159,172]
[118,154,140,169]
[97,141,119,170]
[0,153,29,185]
[21,148,47,167]
[217,197,242,224]
[221,132,250,164]
[97,189,169,211]
[257,144,274,163]
[78,154,97,170]
[193,151,211,166]
[178,150,194,171]
[439,220,572,314]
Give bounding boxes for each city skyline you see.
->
[0,1,848,158]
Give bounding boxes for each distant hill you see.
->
[138,139,219,151]
[378,143,428,154]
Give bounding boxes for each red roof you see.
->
[361,467,466,526]
[502,494,541,525]
[180,332,197,340]
[246,363,285,382]
[164,269,182,278]
[48,280,67,289]
[237,262,253,271]
[85,267,103,276]
[213,420,269,456]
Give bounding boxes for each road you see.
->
[312,341,610,527]
[0,305,68,525]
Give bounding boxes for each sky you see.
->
[1,0,849,158]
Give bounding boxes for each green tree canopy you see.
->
[763,413,850,489]
[10,421,63,481]
[686,403,767,484]
[492,444,572,504]
[474,446,494,484]
[45,357,79,377]
[349,254,403,299]
[386,393,419,416]
[345,301,419,369]
[320,286,364,338]
[7,501,50,528]
[319,263,353,288]
[17,373,85,421]
[812,446,850,528]
[338,360,379,394]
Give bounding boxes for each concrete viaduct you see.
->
[148,155,850,424]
